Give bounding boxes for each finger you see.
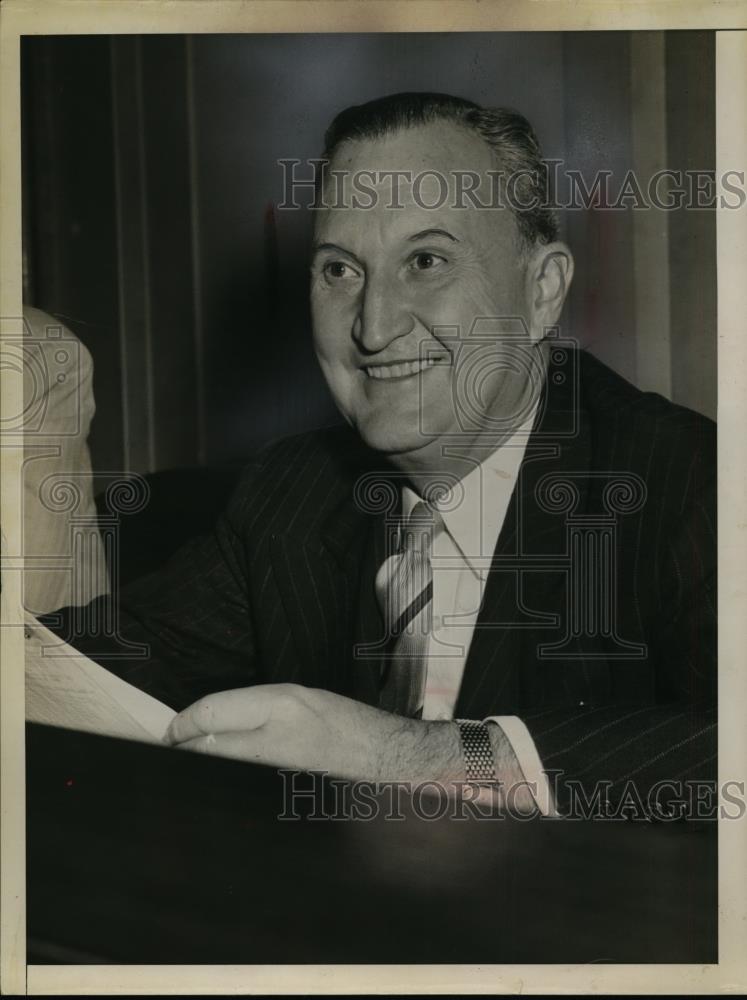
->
[177,730,271,765]
[165,685,277,745]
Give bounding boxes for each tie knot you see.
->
[399,500,441,554]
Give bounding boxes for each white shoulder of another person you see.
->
[22,304,96,431]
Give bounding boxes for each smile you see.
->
[363,357,446,380]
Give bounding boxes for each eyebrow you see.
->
[407,228,460,243]
[311,228,460,259]
[311,242,362,265]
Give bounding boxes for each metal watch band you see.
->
[455,719,496,783]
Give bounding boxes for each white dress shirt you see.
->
[400,408,555,815]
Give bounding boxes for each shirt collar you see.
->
[402,404,538,580]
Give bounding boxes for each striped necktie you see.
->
[375,500,441,718]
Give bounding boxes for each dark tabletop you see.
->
[26,723,717,965]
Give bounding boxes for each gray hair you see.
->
[321,91,558,248]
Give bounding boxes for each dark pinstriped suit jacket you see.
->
[64,348,717,807]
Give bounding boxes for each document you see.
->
[24,615,175,744]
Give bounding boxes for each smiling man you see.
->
[49,93,716,817]
[309,112,567,480]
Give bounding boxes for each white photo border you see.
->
[1,2,745,995]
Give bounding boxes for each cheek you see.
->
[411,269,519,337]
[462,268,521,318]
[311,298,362,418]
[311,295,349,366]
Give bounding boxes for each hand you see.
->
[164,683,463,785]
[165,683,540,812]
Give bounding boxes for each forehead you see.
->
[329,119,495,177]
[315,120,517,248]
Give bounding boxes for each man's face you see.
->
[310,121,541,462]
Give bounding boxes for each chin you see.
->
[354,414,439,458]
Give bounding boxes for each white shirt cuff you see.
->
[484,715,558,817]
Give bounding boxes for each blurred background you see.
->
[21,31,716,478]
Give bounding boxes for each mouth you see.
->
[362,357,448,381]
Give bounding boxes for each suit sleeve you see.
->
[41,463,264,712]
[523,449,717,818]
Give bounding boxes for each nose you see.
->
[353,274,413,354]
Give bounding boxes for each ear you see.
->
[524,242,574,344]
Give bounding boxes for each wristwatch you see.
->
[455,719,496,783]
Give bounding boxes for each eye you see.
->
[323,260,359,281]
[409,251,447,272]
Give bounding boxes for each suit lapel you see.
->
[268,457,370,694]
[268,434,403,704]
[348,511,392,706]
[268,533,353,692]
[455,347,593,718]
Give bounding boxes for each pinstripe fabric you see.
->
[46,348,716,810]
[461,350,717,810]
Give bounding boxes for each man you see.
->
[51,93,716,815]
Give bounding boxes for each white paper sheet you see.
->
[24,614,175,744]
